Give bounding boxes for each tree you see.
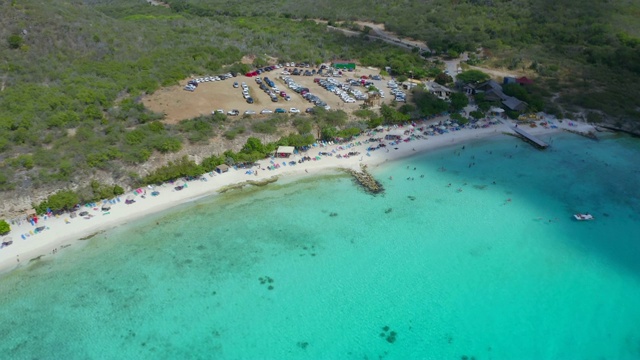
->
[470,110,485,119]
[46,190,80,212]
[435,73,453,85]
[242,137,265,154]
[450,113,469,125]
[449,92,469,112]
[456,70,490,84]
[0,219,10,235]
[113,185,124,196]
[412,89,449,116]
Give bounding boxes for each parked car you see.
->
[233,82,239,88]
[260,109,273,114]
[305,107,314,113]
[289,108,301,114]
[244,110,256,115]
[184,84,196,92]
[275,108,287,113]
[227,109,239,116]
[246,97,254,104]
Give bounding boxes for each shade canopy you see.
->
[276,146,295,154]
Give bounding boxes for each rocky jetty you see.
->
[348,165,384,194]
[562,128,599,140]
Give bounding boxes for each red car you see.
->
[280,91,287,97]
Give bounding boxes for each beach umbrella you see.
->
[439,126,447,130]
[445,120,451,125]
[101,204,111,211]
[126,195,134,201]
[375,125,384,130]
[176,181,185,187]
[2,237,12,243]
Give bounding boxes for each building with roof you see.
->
[426,82,453,100]
[331,61,356,70]
[275,146,295,158]
[470,80,528,112]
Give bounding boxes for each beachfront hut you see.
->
[275,146,295,158]
[215,164,230,174]
[490,107,505,117]
[101,204,111,211]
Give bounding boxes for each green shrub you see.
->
[0,220,10,235]
[7,35,22,49]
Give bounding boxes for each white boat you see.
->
[574,213,594,221]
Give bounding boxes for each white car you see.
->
[260,109,273,114]
[244,110,256,115]
[215,109,224,114]
[289,108,301,114]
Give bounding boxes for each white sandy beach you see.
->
[0,114,597,273]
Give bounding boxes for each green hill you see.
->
[1,0,639,213]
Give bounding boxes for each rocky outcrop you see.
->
[348,165,384,194]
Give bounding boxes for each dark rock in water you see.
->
[267,277,274,283]
[386,334,396,343]
[382,326,390,332]
[407,196,416,201]
[268,285,274,290]
[385,208,392,214]
[297,341,309,349]
[329,212,338,217]
[379,332,386,338]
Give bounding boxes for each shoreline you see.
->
[0,115,595,274]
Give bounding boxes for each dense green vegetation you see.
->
[0,220,10,235]
[0,0,433,197]
[1,0,639,212]
[168,0,640,123]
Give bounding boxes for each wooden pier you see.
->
[511,126,549,149]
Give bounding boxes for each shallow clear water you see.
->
[1,133,640,359]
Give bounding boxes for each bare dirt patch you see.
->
[142,66,393,124]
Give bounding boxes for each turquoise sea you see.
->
[1,132,640,359]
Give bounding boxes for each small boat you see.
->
[574,213,594,221]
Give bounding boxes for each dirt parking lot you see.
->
[142,66,395,124]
